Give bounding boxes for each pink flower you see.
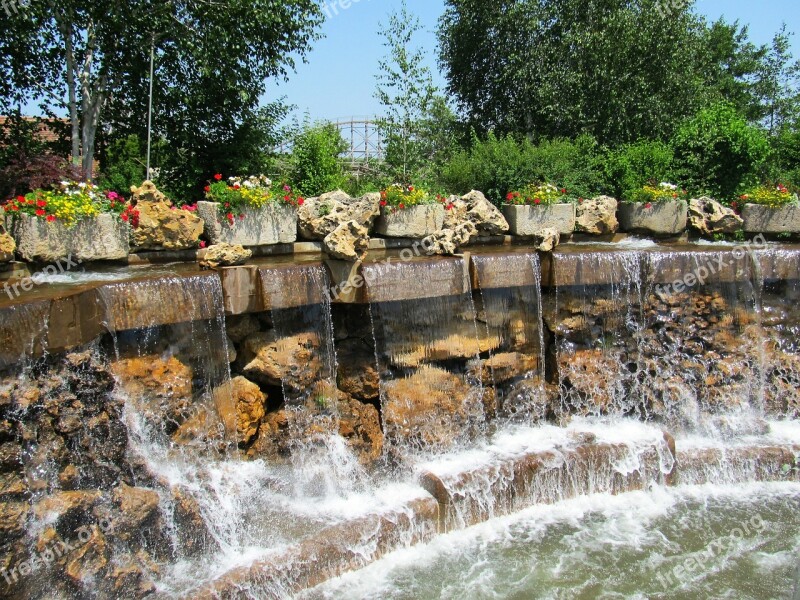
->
[199,241,207,248]
[283,185,290,192]
[645,202,653,209]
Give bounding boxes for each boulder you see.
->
[576,196,618,234]
[130,180,203,250]
[442,195,466,229]
[531,227,560,252]
[299,191,380,240]
[688,197,743,235]
[421,221,477,256]
[240,331,322,392]
[460,190,509,235]
[171,486,218,555]
[336,396,384,466]
[199,243,252,269]
[225,314,262,344]
[382,366,482,450]
[467,352,539,385]
[323,220,369,261]
[110,484,161,543]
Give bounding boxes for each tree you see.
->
[288,121,348,196]
[439,0,709,145]
[0,0,323,182]
[754,25,800,135]
[375,0,436,182]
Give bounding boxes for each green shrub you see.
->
[767,127,800,189]
[601,140,675,199]
[99,135,147,195]
[289,122,348,196]
[672,102,769,199]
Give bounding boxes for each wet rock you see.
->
[110,484,161,544]
[467,352,539,385]
[387,329,501,368]
[240,331,322,392]
[459,190,509,235]
[299,190,380,240]
[688,197,743,235]
[336,396,384,466]
[501,379,552,422]
[33,490,102,530]
[130,180,203,250]
[171,486,218,556]
[64,525,109,588]
[575,196,618,234]
[382,366,481,450]
[323,220,369,261]
[199,243,252,268]
[336,338,380,401]
[0,501,29,539]
[110,355,194,434]
[557,348,625,415]
[225,314,262,344]
[213,375,267,445]
[421,221,477,256]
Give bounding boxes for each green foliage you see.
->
[375,1,436,182]
[441,132,603,205]
[380,183,435,207]
[601,141,675,199]
[98,135,146,195]
[768,126,800,188]
[739,183,796,207]
[672,103,770,199]
[289,122,348,196]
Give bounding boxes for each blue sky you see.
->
[268,0,800,122]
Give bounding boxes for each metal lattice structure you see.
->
[274,118,385,170]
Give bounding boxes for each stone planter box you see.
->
[374,204,445,238]
[742,203,800,234]
[11,213,130,263]
[196,202,297,246]
[618,200,687,235]
[502,203,575,236]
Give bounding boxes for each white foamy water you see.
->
[305,482,800,600]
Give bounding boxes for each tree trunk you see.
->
[59,18,81,168]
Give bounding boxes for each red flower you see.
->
[446,203,454,211]
[506,192,514,201]
[284,195,290,202]
[46,215,56,222]
[408,186,414,192]
[672,193,678,198]
[233,184,241,190]
[534,198,541,205]
[16,195,24,202]
[380,200,387,207]
[578,198,583,204]
[645,202,653,209]
[9,204,18,211]
[297,197,305,206]
[560,188,567,194]
[226,212,234,224]
[239,214,245,220]
[398,202,405,209]
[214,173,222,181]
[224,202,230,208]
[36,199,46,208]
[199,241,207,249]
[204,186,211,193]
[35,208,45,217]
[121,213,129,222]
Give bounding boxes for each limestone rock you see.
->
[110,484,161,543]
[213,375,267,445]
[225,314,262,343]
[460,190,509,235]
[422,221,477,256]
[130,181,203,250]
[336,338,380,401]
[110,355,194,435]
[531,227,560,252]
[688,197,743,235]
[323,220,369,261]
[442,195,466,229]
[576,196,618,234]
[299,191,380,240]
[171,486,218,555]
[382,366,482,450]
[467,352,539,385]
[33,490,102,528]
[240,331,322,392]
[199,243,252,269]
[0,230,15,262]
[336,395,384,466]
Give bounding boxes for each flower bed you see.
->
[740,184,800,234]
[501,184,575,236]
[618,182,688,235]
[3,182,133,262]
[198,174,300,246]
[375,185,444,238]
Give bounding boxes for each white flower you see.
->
[659,182,677,190]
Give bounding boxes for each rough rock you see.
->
[467,352,539,385]
[382,366,482,450]
[421,221,477,256]
[171,486,218,555]
[199,243,252,269]
[298,191,380,240]
[33,490,102,528]
[323,220,369,261]
[336,339,380,401]
[240,331,322,392]
[130,180,203,250]
[213,375,267,445]
[110,355,194,435]
[575,196,618,234]
[688,197,743,235]
[442,195,466,229]
[531,227,560,252]
[460,190,509,235]
[375,204,445,238]
[225,314,262,343]
[110,484,161,543]
[336,395,384,465]
[0,230,15,262]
